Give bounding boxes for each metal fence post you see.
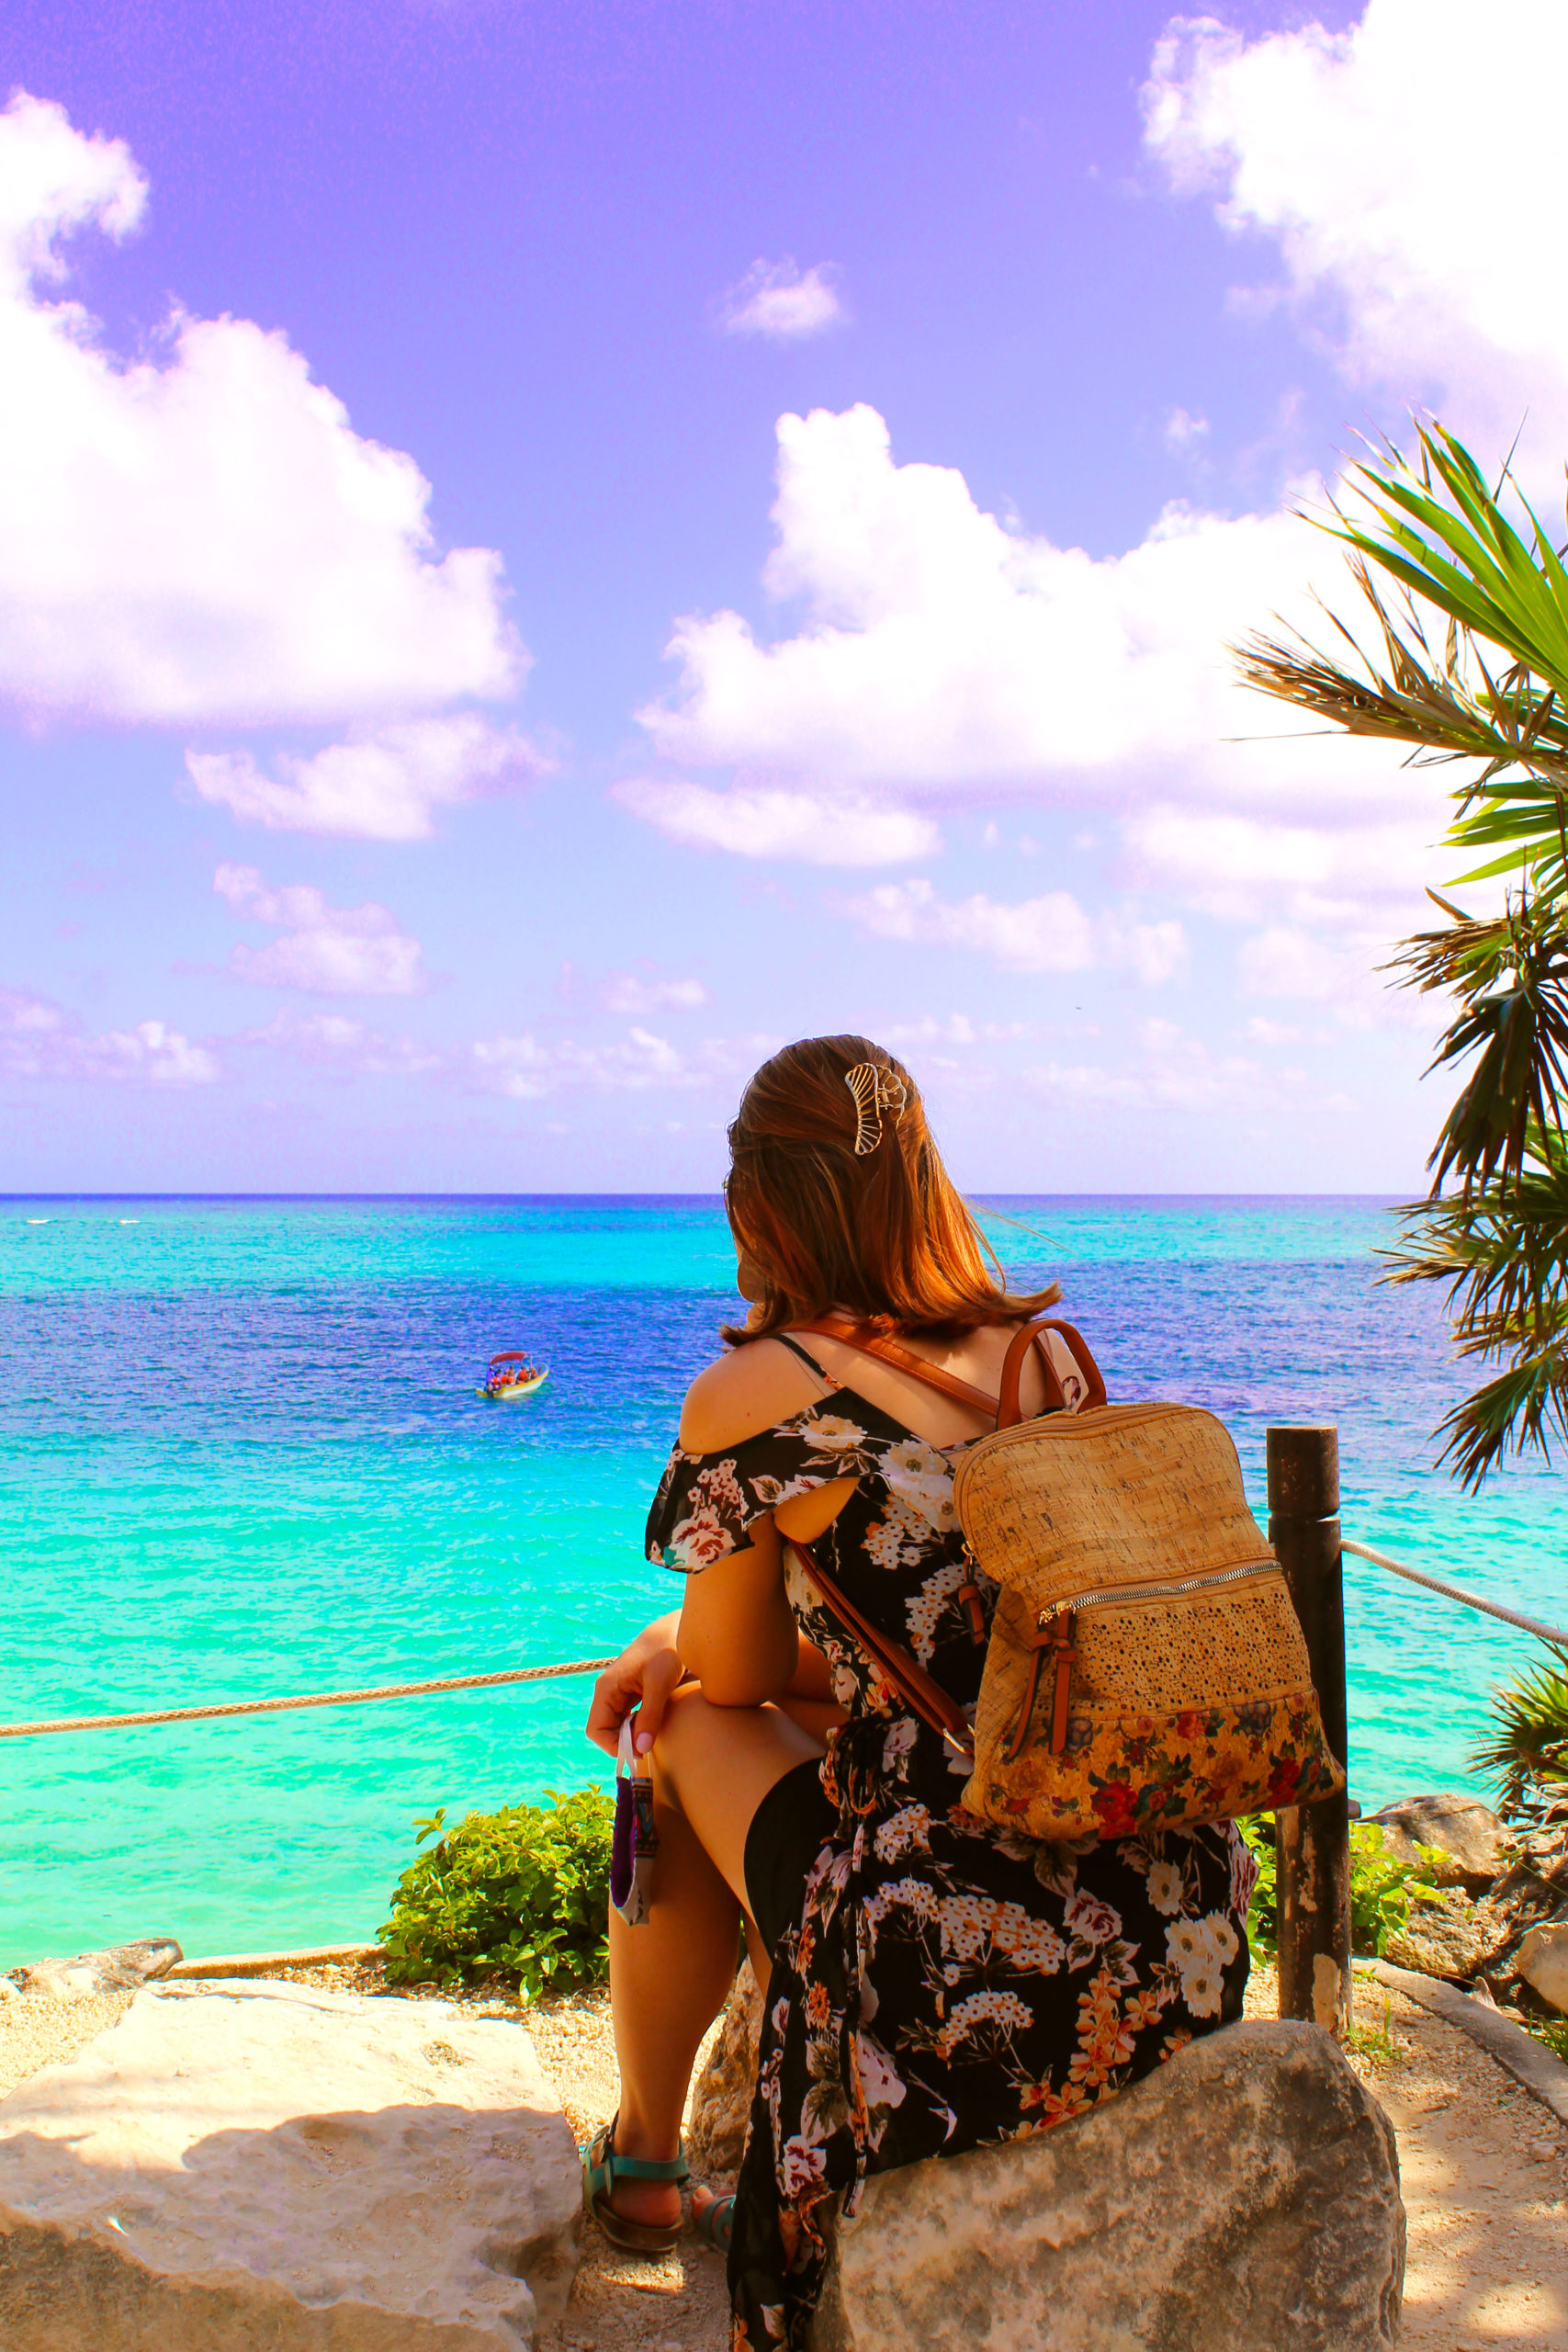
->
[1267,1424,1351,2037]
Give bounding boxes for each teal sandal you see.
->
[692,2188,735,2254]
[580,2117,690,2256]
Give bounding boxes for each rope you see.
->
[1343,1539,1568,1648]
[7,1539,1560,1742]
[0,1657,617,1741]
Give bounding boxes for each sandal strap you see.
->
[581,2118,690,2191]
[607,2149,690,2181]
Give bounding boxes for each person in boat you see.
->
[583,1035,1257,2349]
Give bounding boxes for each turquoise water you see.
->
[4,1194,1564,1971]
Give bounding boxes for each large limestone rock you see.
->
[687,1957,763,2182]
[1369,1792,1511,1894]
[809,2020,1404,2352]
[1517,1919,1568,2013]
[7,1939,183,2001]
[0,1979,581,2349]
[1382,1885,1513,1980]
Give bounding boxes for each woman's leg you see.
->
[600,1689,826,2231]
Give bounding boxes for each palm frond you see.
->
[1382,1123,1568,1482]
[1388,899,1568,1193]
[1232,422,1568,896]
[1470,1649,1568,1814]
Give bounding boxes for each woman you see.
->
[584,1035,1256,2351]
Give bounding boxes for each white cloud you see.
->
[0,988,219,1084]
[716,258,845,340]
[243,1007,440,1074]
[630,400,1436,968]
[1026,1017,1306,1116]
[187,717,544,842]
[881,1014,1036,1047]
[614,777,940,865]
[639,404,1398,814]
[1234,921,1424,1030]
[468,1027,781,1102]
[0,93,519,726]
[1143,2,1568,468]
[1163,406,1210,450]
[214,864,425,996]
[600,971,710,1015]
[1122,806,1434,927]
[837,877,1188,984]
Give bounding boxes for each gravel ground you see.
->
[3,1953,1563,2349]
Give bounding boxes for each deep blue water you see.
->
[2,1194,1562,1970]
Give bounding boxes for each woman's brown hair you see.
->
[721,1035,1059,1343]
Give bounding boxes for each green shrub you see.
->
[1242,1815,1278,1956]
[378,1785,614,1999]
[1242,1815,1446,1959]
[1348,1821,1445,1956]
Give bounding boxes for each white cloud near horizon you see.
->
[187,716,546,842]
[468,1025,782,1101]
[614,775,941,865]
[214,864,426,995]
[0,987,220,1085]
[1144,2,1568,477]
[839,877,1189,984]
[242,1007,441,1074]
[716,258,845,340]
[600,971,710,1015]
[0,93,520,727]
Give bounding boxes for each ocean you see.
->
[3,1194,1564,1973]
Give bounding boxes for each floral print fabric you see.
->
[646,1383,1257,2352]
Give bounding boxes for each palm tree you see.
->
[1235,422,1568,1490]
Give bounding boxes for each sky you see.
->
[0,0,1558,1193]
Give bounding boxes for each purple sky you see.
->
[3,0,1550,1193]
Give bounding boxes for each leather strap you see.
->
[791,1319,1000,1414]
[785,1535,976,1760]
[997,1317,1106,1429]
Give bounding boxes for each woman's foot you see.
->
[691,2185,735,2251]
[581,2118,688,2255]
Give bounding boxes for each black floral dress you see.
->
[645,1371,1258,2352]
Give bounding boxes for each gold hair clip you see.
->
[844,1062,908,1155]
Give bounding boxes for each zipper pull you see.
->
[1042,1605,1077,1757]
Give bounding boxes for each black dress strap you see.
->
[773,1332,830,1381]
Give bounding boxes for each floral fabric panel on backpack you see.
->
[647,1385,1259,2352]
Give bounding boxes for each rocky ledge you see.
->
[0,1979,581,2350]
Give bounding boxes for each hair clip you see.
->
[844,1062,908,1156]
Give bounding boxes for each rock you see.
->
[809,2020,1404,2352]
[0,1979,17,2004]
[1517,1920,1568,2014]
[1382,1886,1514,1981]
[687,1956,763,2182]
[0,1978,581,2349]
[1368,1792,1511,1894]
[8,1939,184,2001]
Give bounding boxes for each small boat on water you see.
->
[477,1350,549,1401]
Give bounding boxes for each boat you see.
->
[477,1351,549,1401]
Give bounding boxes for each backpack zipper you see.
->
[1035,1556,1276,1627]
[1007,1557,1279,1766]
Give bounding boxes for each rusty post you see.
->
[1267,1425,1351,2038]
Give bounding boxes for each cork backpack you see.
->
[786,1315,1344,1841]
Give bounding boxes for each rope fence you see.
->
[1,1532,1562,1743]
[1342,1539,1568,1649]
[0,1657,616,1742]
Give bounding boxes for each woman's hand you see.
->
[585,1612,687,1758]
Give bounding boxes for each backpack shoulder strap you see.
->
[790,1320,999,1416]
[998,1317,1108,1429]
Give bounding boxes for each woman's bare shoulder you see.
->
[679,1340,825,1453]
